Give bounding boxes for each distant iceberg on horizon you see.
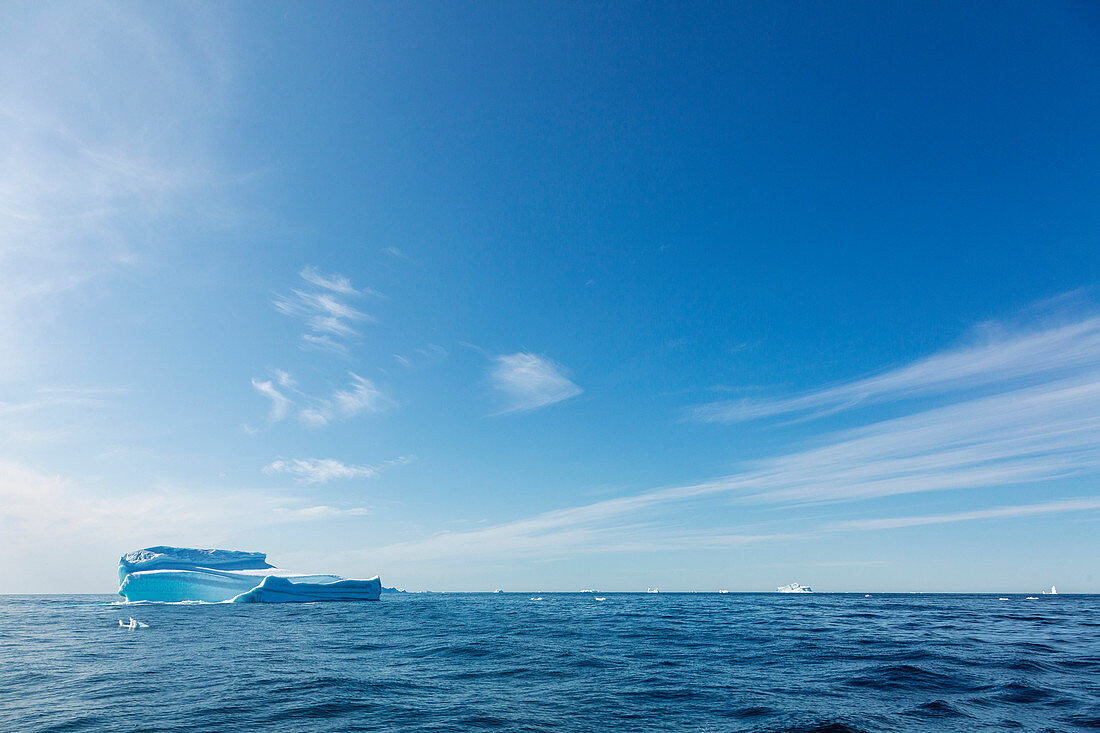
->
[117,546,381,603]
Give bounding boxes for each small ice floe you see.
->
[529,596,543,601]
[998,597,1010,601]
[118,617,147,629]
[1026,596,1039,600]
[718,589,730,594]
[594,597,606,601]
[865,594,871,597]
[647,587,659,593]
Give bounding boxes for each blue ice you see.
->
[117,546,381,603]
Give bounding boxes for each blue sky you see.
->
[2,1,1099,592]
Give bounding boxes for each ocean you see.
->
[1,593,1097,732]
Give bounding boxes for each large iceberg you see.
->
[117,546,381,603]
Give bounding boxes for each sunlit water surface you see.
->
[1,593,1098,732]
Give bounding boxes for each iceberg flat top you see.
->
[119,546,272,581]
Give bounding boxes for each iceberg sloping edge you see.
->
[228,575,381,603]
[117,546,381,603]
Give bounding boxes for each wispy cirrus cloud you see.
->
[274,266,379,354]
[0,4,238,381]
[394,343,448,369]
[692,311,1100,424]
[0,461,371,540]
[251,377,292,421]
[251,371,392,427]
[0,385,129,446]
[263,455,414,484]
[298,373,391,427]
[490,352,581,414]
[825,496,1100,532]
[0,386,125,417]
[375,309,1100,561]
[298,266,364,295]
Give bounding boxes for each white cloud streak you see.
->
[251,371,392,428]
[299,266,361,296]
[394,344,448,370]
[825,496,1100,532]
[692,314,1100,423]
[251,378,292,421]
[0,462,370,538]
[265,458,378,483]
[298,373,391,427]
[263,455,413,484]
[0,4,236,380]
[0,387,120,417]
[377,311,1100,561]
[274,267,378,353]
[490,352,581,414]
[0,386,127,447]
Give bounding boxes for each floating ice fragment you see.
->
[117,546,381,603]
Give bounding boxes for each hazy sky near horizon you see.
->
[2,1,1099,593]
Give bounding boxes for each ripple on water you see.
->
[845,663,980,693]
[2,593,1099,733]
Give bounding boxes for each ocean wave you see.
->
[2,593,1098,732]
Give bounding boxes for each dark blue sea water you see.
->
[1,593,1098,732]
